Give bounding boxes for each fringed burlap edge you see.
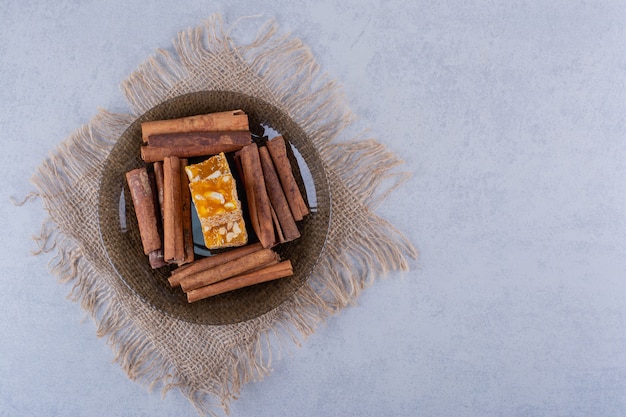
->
[30,15,417,416]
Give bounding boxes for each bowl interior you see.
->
[98,91,331,324]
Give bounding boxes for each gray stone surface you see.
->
[3,1,626,416]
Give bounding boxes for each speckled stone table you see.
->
[3,1,626,416]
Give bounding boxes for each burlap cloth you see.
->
[31,15,417,416]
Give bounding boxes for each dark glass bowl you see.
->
[98,91,331,324]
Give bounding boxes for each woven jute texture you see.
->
[31,15,417,416]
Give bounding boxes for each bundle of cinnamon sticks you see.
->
[234,135,309,249]
[168,243,293,302]
[124,110,309,302]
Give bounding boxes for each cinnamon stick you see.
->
[125,168,161,255]
[259,146,300,242]
[186,260,293,303]
[147,170,167,269]
[270,205,286,244]
[162,156,185,263]
[238,149,257,245]
[153,161,165,224]
[179,248,279,292]
[148,249,167,269]
[141,141,248,163]
[266,136,309,221]
[179,158,194,266]
[147,130,251,148]
[233,151,245,189]
[237,144,275,248]
[141,110,249,143]
[169,242,264,287]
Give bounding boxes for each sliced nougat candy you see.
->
[185,152,247,249]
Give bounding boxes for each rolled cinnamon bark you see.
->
[153,161,165,224]
[147,170,167,269]
[266,136,309,221]
[178,248,279,292]
[148,249,167,269]
[233,152,244,186]
[179,158,194,266]
[270,204,286,244]
[259,146,300,242]
[125,168,161,255]
[163,156,185,263]
[141,109,249,143]
[169,242,264,287]
[146,130,251,148]
[141,142,247,162]
[237,144,275,248]
[186,260,293,303]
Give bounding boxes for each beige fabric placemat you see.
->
[31,15,417,416]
